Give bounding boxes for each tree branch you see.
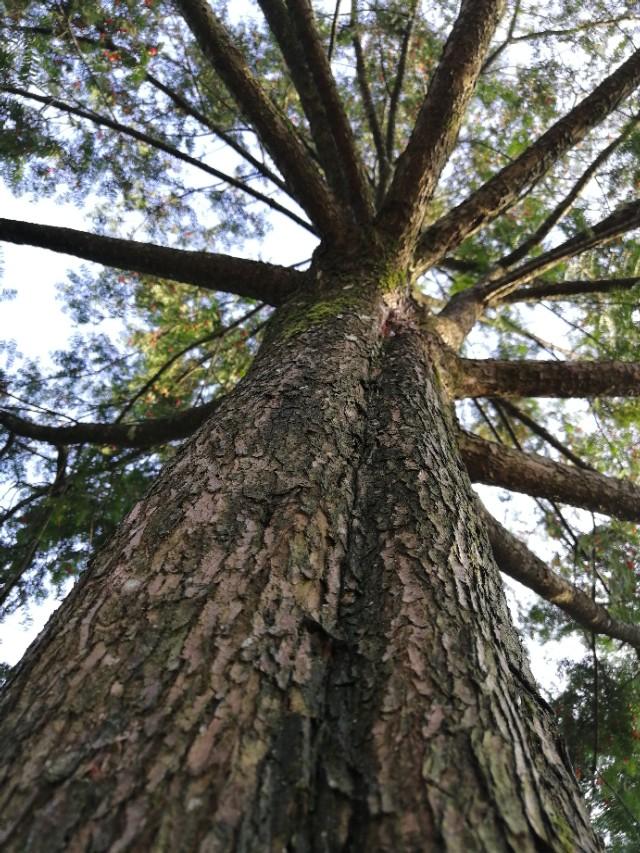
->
[282,0,373,220]
[350,1,389,195]
[437,199,640,346]
[488,200,640,302]
[0,218,304,305]
[481,506,640,653]
[145,72,291,195]
[455,357,640,399]
[114,305,265,423]
[461,431,640,522]
[416,45,640,271]
[0,399,220,450]
[480,0,521,74]
[2,84,314,235]
[4,22,293,198]
[257,0,370,220]
[489,398,595,471]
[497,116,639,271]
[378,0,506,250]
[327,0,341,61]
[502,276,640,303]
[175,0,346,242]
[481,13,636,75]
[384,0,418,162]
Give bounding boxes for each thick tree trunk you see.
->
[0,274,600,851]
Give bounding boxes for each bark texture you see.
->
[0,280,600,851]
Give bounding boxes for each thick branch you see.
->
[437,198,640,346]
[0,218,304,305]
[0,400,220,450]
[455,358,640,399]
[461,432,640,522]
[416,45,640,270]
[175,0,346,242]
[378,0,505,249]
[482,507,640,653]
[281,0,372,220]
[237,0,343,199]
[3,84,314,234]
[503,276,640,303]
[497,117,638,270]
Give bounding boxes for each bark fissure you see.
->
[312,315,597,850]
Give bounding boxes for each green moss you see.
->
[547,810,579,852]
[379,265,407,294]
[266,290,368,343]
[264,257,408,344]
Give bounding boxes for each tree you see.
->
[1,0,640,848]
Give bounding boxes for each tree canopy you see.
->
[2,0,640,845]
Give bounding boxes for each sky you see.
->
[0,187,83,665]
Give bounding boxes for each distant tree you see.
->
[1,0,640,848]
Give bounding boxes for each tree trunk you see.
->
[0,272,600,851]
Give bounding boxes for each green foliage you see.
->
[554,653,640,850]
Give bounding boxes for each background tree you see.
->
[1,0,640,848]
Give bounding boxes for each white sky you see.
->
[0,188,85,664]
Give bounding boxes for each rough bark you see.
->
[0,275,600,851]
[455,357,640,399]
[378,0,505,251]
